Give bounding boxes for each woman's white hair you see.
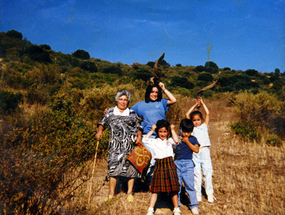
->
[115,90,131,103]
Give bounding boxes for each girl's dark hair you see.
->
[190,110,203,120]
[145,82,162,103]
[180,118,194,132]
[155,119,171,138]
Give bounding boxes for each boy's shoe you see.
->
[191,207,199,214]
[104,195,113,202]
[127,194,134,202]
[173,207,181,215]
[208,195,215,203]
[146,208,154,215]
[197,195,202,202]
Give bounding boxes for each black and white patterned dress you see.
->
[98,107,143,178]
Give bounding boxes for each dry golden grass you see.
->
[63,99,285,215]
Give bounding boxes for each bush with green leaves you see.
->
[80,61,98,73]
[0,90,23,114]
[171,76,194,89]
[72,49,90,59]
[230,91,284,143]
[0,101,98,214]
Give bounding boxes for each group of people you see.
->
[95,81,214,215]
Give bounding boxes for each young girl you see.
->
[185,97,214,203]
[143,120,181,215]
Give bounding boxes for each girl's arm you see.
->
[170,124,179,144]
[200,97,210,127]
[159,82,176,105]
[181,136,199,153]
[185,100,200,119]
[144,124,156,139]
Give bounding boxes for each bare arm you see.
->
[159,82,176,105]
[145,124,156,139]
[185,100,200,119]
[181,136,199,153]
[200,97,210,127]
[170,124,179,144]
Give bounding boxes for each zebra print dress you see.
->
[98,107,143,178]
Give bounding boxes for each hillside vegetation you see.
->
[0,30,284,214]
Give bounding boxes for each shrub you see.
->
[80,61,98,73]
[134,67,152,81]
[6,30,23,40]
[197,73,213,82]
[72,49,90,59]
[0,90,23,114]
[230,91,285,142]
[21,45,51,63]
[0,105,98,214]
[170,76,194,89]
[266,135,282,147]
[230,120,261,142]
[101,66,123,76]
[245,69,259,77]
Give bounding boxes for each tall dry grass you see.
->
[61,98,285,214]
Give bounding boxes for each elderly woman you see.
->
[95,90,143,202]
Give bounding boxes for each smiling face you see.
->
[149,87,159,102]
[192,114,202,127]
[116,95,128,111]
[157,127,168,140]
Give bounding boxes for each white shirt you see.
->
[143,137,176,159]
[113,106,130,116]
[192,123,211,147]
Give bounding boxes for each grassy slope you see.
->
[63,100,285,215]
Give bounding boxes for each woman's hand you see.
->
[135,135,143,146]
[158,82,165,91]
[95,131,102,139]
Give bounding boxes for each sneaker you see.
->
[173,207,181,215]
[127,194,134,202]
[104,195,113,202]
[197,195,202,202]
[208,195,215,203]
[191,207,199,215]
[146,208,154,215]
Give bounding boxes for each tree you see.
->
[197,73,213,82]
[245,69,259,77]
[6,30,23,40]
[39,44,51,50]
[275,68,280,77]
[205,61,218,74]
[171,76,194,89]
[80,61,98,73]
[72,49,90,59]
[21,45,51,63]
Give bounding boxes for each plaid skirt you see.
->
[150,156,180,193]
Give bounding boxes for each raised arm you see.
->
[170,124,179,144]
[200,97,210,127]
[185,100,200,119]
[159,82,176,105]
[145,124,156,139]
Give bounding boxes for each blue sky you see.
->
[0,0,284,73]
